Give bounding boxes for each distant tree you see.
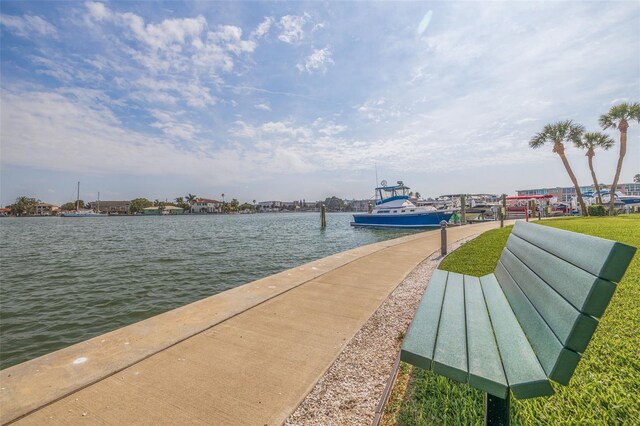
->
[239,203,255,212]
[10,196,40,216]
[185,193,197,212]
[574,132,614,205]
[530,120,587,216]
[175,197,190,212]
[415,192,421,200]
[129,198,153,213]
[634,174,640,183]
[229,198,240,212]
[599,102,640,214]
[60,200,84,212]
[324,196,344,212]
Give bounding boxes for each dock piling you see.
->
[321,204,327,228]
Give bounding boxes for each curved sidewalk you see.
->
[1,220,509,425]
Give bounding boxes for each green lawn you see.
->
[394,216,640,425]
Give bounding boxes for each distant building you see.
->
[33,203,59,216]
[350,199,372,212]
[143,205,184,215]
[621,182,640,196]
[257,201,282,212]
[88,200,130,214]
[517,183,638,203]
[191,198,222,213]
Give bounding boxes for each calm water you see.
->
[0,213,422,369]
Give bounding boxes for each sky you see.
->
[1,1,639,205]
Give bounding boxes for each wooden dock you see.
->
[1,221,509,425]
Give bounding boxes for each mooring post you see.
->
[321,204,326,228]
[460,194,466,224]
[484,392,510,426]
[440,220,447,256]
[501,194,507,228]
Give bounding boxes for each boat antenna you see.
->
[375,161,379,187]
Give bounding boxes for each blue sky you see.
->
[1,1,639,205]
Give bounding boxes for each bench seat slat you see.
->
[506,234,616,317]
[432,273,468,384]
[499,248,598,354]
[465,275,508,398]
[494,262,580,385]
[480,274,554,399]
[400,270,448,370]
[511,221,636,282]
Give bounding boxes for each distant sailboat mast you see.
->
[76,181,80,212]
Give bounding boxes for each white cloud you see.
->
[254,103,271,111]
[150,110,199,140]
[278,13,309,44]
[0,88,314,182]
[85,1,112,21]
[0,14,57,38]
[252,16,274,38]
[297,47,334,73]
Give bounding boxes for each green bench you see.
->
[401,221,636,424]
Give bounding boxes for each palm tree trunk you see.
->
[587,154,603,205]
[558,153,588,216]
[609,129,627,214]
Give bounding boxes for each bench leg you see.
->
[484,392,510,426]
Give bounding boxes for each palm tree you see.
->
[599,102,640,214]
[530,120,587,215]
[185,193,197,213]
[634,174,640,183]
[574,132,614,205]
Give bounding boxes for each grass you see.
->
[391,216,640,425]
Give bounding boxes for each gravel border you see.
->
[284,235,478,426]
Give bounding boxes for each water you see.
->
[0,213,422,369]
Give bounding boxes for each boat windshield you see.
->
[378,186,409,201]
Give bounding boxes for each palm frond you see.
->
[583,131,615,151]
[529,131,548,148]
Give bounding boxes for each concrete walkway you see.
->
[2,221,509,425]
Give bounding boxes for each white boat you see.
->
[351,181,454,228]
[61,182,106,217]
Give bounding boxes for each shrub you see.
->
[588,204,606,216]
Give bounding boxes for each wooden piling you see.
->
[321,204,326,228]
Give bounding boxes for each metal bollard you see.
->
[440,220,448,256]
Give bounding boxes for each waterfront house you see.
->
[257,201,282,212]
[350,199,372,212]
[33,203,59,216]
[191,198,222,213]
[143,205,184,215]
[88,200,131,214]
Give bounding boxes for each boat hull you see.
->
[351,211,454,228]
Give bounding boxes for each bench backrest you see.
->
[494,221,636,385]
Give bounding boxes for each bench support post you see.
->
[484,393,510,426]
